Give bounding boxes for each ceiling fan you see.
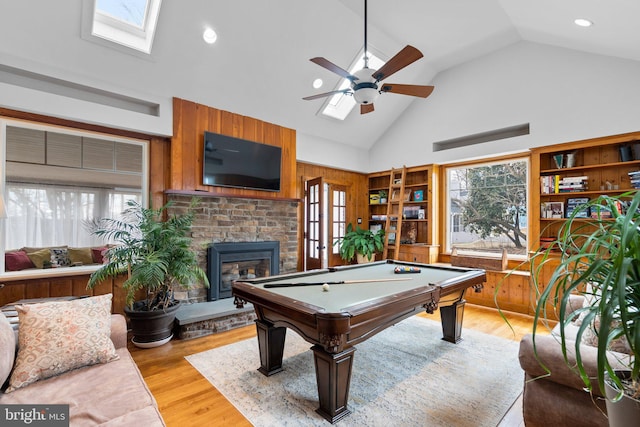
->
[303,0,434,115]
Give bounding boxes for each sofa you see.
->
[518,295,630,427]
[0,295,165,426]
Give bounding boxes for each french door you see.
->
[304,178,347,270]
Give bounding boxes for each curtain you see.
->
[5,182,141,250]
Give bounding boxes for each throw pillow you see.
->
[26,248,52,269]
[0,312,16,388]
[51,248,71,267]
[68,247,93,265]
[5,294,119,392]
[92,247,109,264]
[5,250,35,271]
[21,245,67,254]
[581,315,633,355]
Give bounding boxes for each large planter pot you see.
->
[124,301,181,348]
[604,371,640,427]
[356,253,376,264]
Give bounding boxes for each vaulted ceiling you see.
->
[1,1,639,150]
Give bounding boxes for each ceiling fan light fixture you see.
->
[312,78,323,89]
[353,86,379,105]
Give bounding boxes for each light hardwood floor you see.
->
[129,304,551,426]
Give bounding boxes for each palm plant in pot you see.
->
[88,198,208,347]
[531,191,640,425]
[335,223,385,264]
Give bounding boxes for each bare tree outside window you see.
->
[447,159,528,257]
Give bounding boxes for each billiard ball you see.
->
[322,283,330,292]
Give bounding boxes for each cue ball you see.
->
[322,283,330,292]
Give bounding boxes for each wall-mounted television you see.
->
[202,131,282,192]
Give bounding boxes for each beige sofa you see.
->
[518,295,629,427]
[0,300,165,426]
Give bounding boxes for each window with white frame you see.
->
[445,158,528,258]
[1,119,148,273]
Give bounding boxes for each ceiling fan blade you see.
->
[310,57,357,80]
[380,84,434,98]
[361,104,375,114]
[372,45,424,81]
[302,89,351,101]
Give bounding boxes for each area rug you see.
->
[185,315,523,426]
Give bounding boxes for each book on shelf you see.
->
[629,170,640,188]
[566,197,590,218]
[540,175,588,194]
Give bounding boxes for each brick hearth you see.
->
[174,299,256,340]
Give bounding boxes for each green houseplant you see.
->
[335,223,385,263]
[88,198,209,346]
[379,190,388,204]
[530,191,640,424]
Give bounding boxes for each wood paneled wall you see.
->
[0,274,143,315]
[295,162,369,270]
[171,98,297,199]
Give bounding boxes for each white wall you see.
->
[0,54,173,137]
[296,132,370,172]
[369,41,640,171]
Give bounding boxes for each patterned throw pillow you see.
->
[581,315,633,355]
[0,312,16,387]
[51,248,71,267]
[5,294,119,392]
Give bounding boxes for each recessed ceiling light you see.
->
[203,27,218,44]
[574,18,593,27]
[313,78,323,89]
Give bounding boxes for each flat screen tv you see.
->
[203,131,282,192]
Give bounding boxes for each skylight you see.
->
[91,0,162,54]
[321,51,385,121]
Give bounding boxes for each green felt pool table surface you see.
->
[250,261,475,313]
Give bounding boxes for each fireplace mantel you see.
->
[165,189,301,203]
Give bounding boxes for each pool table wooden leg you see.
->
[312,345,355,424]
[255,320,287,376]
[440,299,465,343]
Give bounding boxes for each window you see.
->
[331,187,347,256]
[445,158,528,258]
[5,183,141,250]
[0,119,148,273]
[321,51,385,121]
[87,0,162,55]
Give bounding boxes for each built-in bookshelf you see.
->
[367,165,439,263]
[530,131,640,250]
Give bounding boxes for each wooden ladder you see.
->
[382,166,407,260]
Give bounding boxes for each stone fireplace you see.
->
[166,193,298,302]
[207,241,280,301]
[167,194,298,339]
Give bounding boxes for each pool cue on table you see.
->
[263,277,413,288]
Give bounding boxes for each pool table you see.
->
[232,260,485,423]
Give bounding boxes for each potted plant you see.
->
[88,198,209,347]
[530,191,640,425]
[379,190,388,204]
[335,223,385,264]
